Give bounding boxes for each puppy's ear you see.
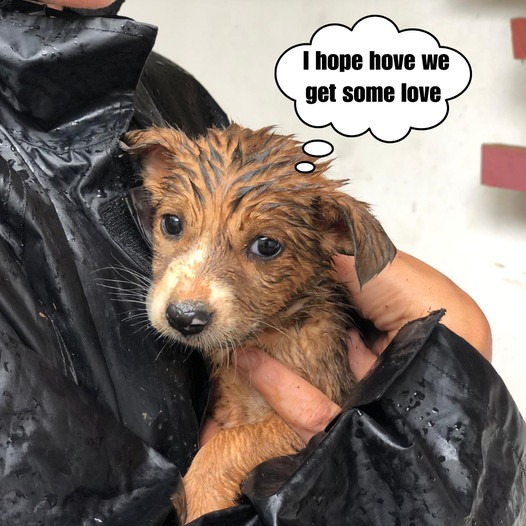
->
[318,190,396,287]
[122,128,184,246]
[122,127,185,183]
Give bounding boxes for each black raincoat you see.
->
[0,4,524,526]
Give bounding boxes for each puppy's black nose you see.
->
[166,301,212,336]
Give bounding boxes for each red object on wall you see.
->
[479,23,526,192]
[511,18,526,59]
[481,144,526,192]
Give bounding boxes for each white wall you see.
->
[122,0,526,416]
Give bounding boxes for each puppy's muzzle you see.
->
[166,301,212,337]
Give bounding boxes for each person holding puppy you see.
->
[0,1,523,526]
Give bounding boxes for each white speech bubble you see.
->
[275,16,472,143]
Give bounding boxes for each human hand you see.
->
[333,251,492,360]
[229,251,492,444]
[41,0,114,9]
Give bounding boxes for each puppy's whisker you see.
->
[106,283,148,292]
[124,313,150,324]
[97,266,152,288]
[94,265,154,336]
[155,339,171,362]
[256,320,300,349]
[117,299,148,306]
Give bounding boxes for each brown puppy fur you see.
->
[125,124,396,523]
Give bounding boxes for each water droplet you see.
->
[414,390,425,400]
[354,428,365,439]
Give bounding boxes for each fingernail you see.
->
[235,348,260,372]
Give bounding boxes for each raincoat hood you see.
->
[0,8,154,184]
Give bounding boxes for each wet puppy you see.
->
[125,124,396,523]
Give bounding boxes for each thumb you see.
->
[347,329,381,381]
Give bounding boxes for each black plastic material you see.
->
[0,8,226,525]
[0,6,525,526]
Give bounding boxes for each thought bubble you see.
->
[303,139,334,157]
[295,139,334,173]
[275,16,472,143]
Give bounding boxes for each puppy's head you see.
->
[125,124,395,359]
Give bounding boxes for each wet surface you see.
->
[0,7,227,525]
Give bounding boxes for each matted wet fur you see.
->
[125,124,396,523]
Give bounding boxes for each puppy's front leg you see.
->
[180,413,303,523]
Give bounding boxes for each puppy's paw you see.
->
[171,480,188,525]
[183,467,238,524]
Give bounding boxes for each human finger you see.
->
[347,329,379,381]
[234,348,341,443]
[199,418,220,447]
[333,251,492,360]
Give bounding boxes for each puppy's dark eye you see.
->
[161,214,183,237]
[249,236,282,259]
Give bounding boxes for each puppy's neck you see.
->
[241,274,355,404]
[266,267,350,326]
